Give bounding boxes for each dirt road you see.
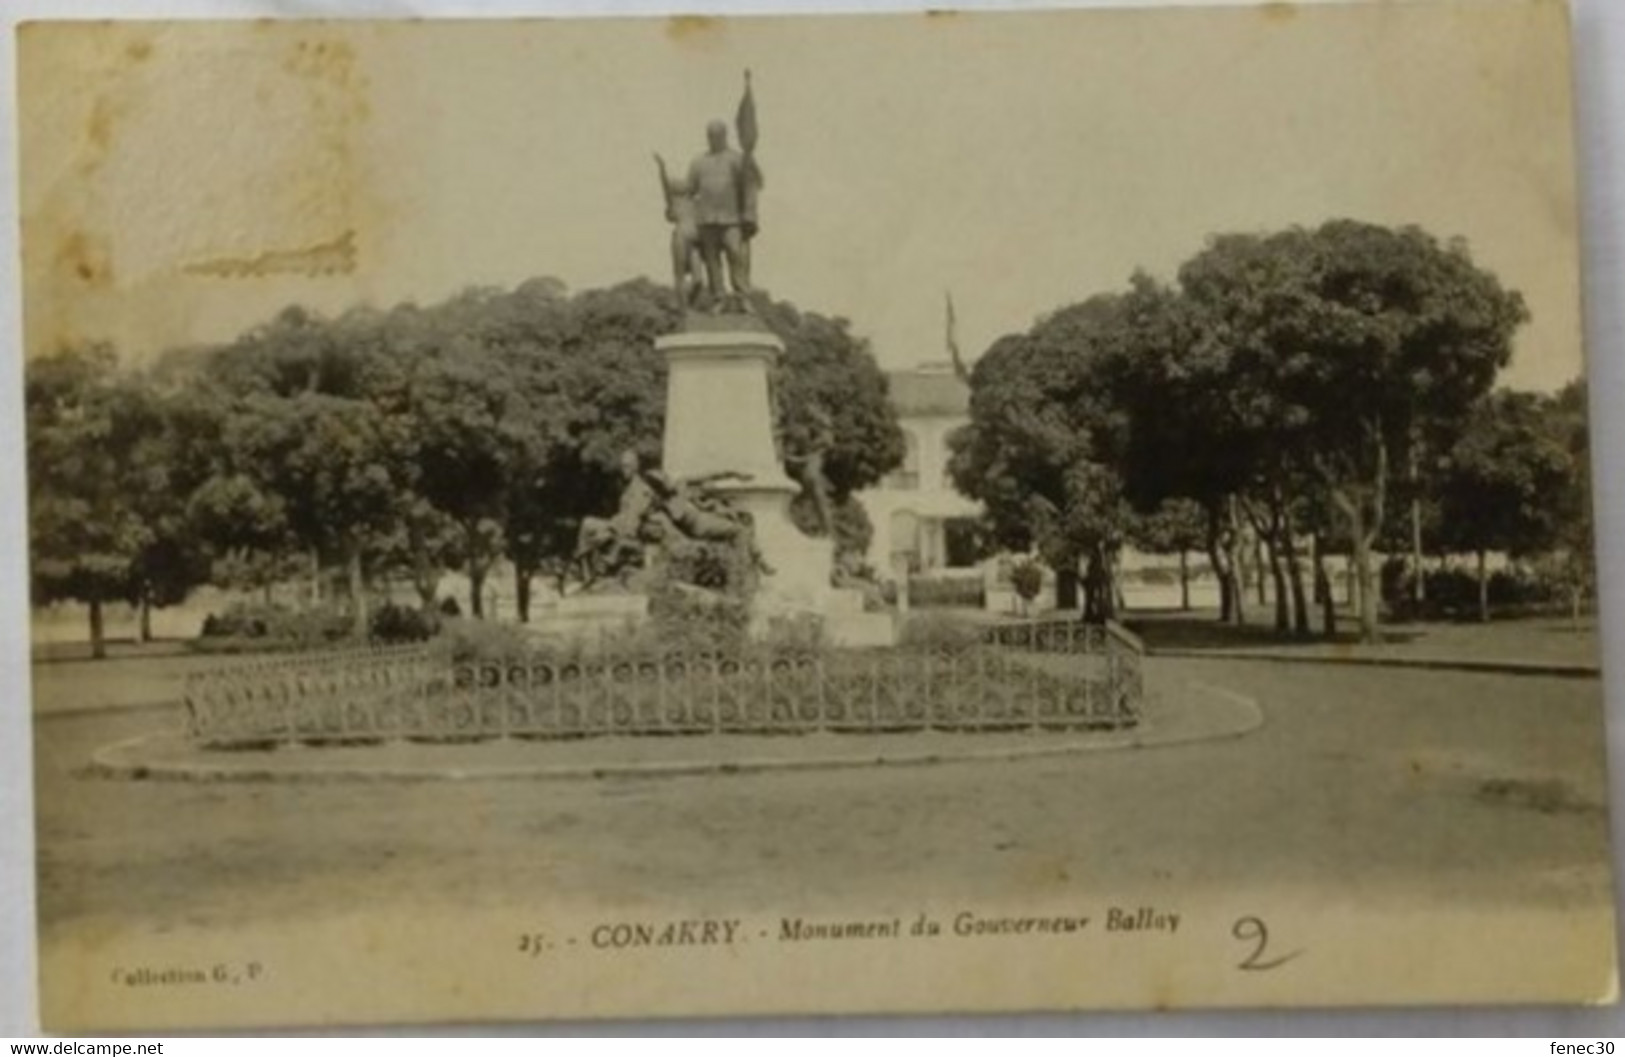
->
[32,657,1613,941]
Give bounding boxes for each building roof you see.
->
[887,365,969,417]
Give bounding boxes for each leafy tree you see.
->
[222,389,413,636]
[26,346,161,657]
[504,280,672,615]
[1436,388,1577,621]
[1546,379,1595,623]
[122,412,214,640]
[150,349,307,600]
[948,296,1133,621]
[1128,498,1207,611]
[761,297,907,503]
[1178,221,1527,642]
[129,276,905,634]
[1010,559,1044,615]
[398,332,522,617]
[1102,275,1257,625]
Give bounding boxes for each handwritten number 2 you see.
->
[1232,916,1301,971]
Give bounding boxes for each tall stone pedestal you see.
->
[657,322,893,646]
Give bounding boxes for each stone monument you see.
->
[652,75,892,646]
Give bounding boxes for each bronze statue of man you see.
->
[658,75,763,313]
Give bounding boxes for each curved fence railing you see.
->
[184,618,1144,748]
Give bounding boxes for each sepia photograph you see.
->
[13,0,1619,1032]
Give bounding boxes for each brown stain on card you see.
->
[20,22,380,363]
[184,230,358,279]
[666,16,721,42]
[1261,2,1297,24]
[56,229,112,286]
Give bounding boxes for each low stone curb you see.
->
[88,681,1261,784]
[1146,647,1599,679]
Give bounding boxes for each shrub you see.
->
[437,596,462,618]
[662,540,740,592]
[281,605,356,647]
[197,601,353,651]
[433,617,536,664]
[646,581,751,654]
[1010,560,1044,603]
[907,574,986,609]
[369,602,440,644]
[200,602,279,640]
[898,612,985,653]
[761,612,828,651]
[1386,562,1567,620]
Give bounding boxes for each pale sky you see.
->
[17,0,1584,390]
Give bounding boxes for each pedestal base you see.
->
[657,326,896,648]
[526,593,650,644]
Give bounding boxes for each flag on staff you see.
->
[736,68,759,154]
[735,69,763,238]
[946,291,970,382]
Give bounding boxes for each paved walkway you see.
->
[88,678,1261,783]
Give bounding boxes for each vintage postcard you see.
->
[17,0,1617,1032]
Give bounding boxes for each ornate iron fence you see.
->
[184,643,441,747]
[185,619,1143,748]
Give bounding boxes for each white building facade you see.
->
[861,364,984,577]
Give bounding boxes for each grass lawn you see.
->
[29,647,237,716]
[1124,607,1599,668]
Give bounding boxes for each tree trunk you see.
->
[412,550,439,611]
[1055,564,1079,612]
[1082,547,1114,623]
[1477,548,1490,623]
[1253,534,1267,607]
[1281,523,1311,638]
[138,593,153,644]
[1312,532,1336,638]
[346,546,368,639]
[88,596,107,661]
[515,565,532,624]
[1265,534,1288,632]
[1411,495,1426,608]
[1409,438,1425,608]
[1206,503,1233,623]
[1178,550,1190,612]
[1367,440,1388,642]
[470,566,487,619]
[1324,432,1387,646]
[1350,507,1380,645]
[1110,550,1126,616]
[1225,497,1248,626]
[1352,536,1378,640]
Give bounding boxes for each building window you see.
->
[885,429,920,490]
[944,517,985,569]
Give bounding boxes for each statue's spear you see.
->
[653,152,676,223]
